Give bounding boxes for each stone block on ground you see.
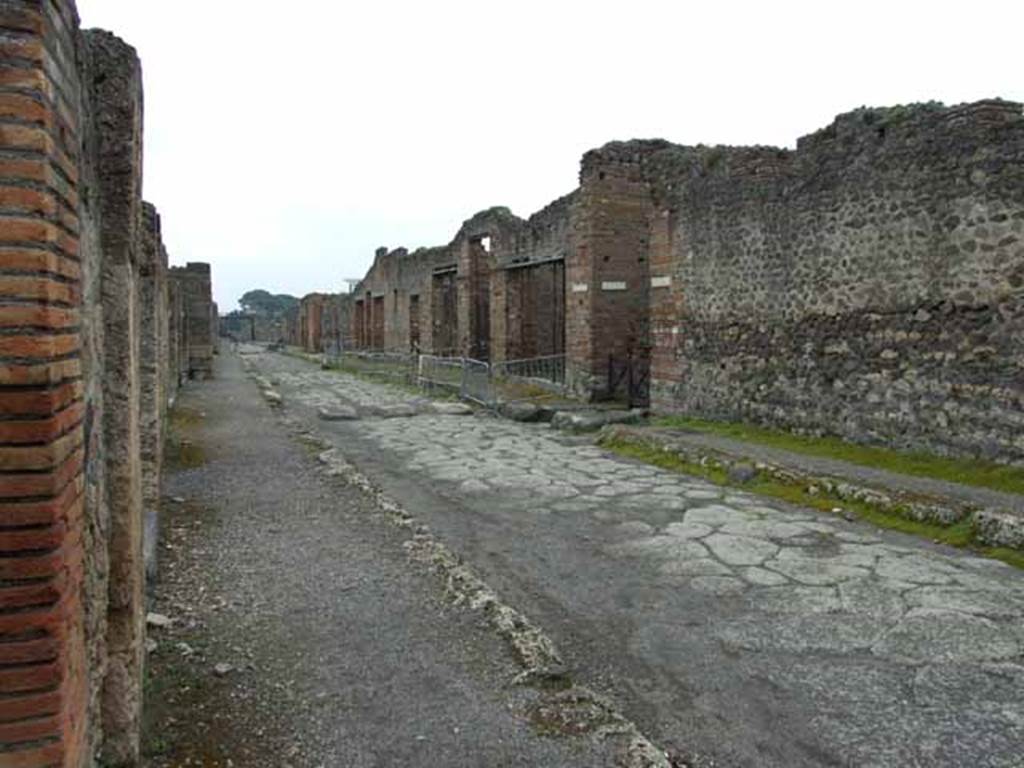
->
[374,403,418,419]
[318,405,359,421]
[972,509,1024,550]
[551,409,644,433]
[727,463,759,484]
[428,401,474,416]
[499,402,558,423]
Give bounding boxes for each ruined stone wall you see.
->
[353,245,454,353]
[500,196,573,362]
[169,262,213,379]
[349,200,572,362]
[638,100,1024,461]
[0,4,212,763]
[339,100,1022,461]
[296,292,323,352]
[319,292,352,353]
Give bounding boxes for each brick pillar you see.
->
[0,2,89,765]
[568,148,653,398]
[85,29,145,766]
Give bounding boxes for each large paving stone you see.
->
[317,405,359,421]
[704,533,780,566]
[872,609,1022,663]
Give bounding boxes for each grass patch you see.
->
[654,415,1024,496]
[169,405,204,430]
[600,435,1021,569]
[166,405,208,468]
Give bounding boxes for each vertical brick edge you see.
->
[0,1,87,766]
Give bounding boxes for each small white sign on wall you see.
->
[571,283,589,293]
[651,275,672,288]
[601,281,627,291]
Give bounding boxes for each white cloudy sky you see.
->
[78,0,1023,311]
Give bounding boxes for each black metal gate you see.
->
[607,353,650,409]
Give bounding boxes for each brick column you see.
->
[648,207,684,410]
[0,2,89,765]
[568,148,653,398]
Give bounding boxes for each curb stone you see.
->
[601,424,1024,554]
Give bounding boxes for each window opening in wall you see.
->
[480,235,492,253]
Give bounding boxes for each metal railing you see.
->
[491,354,565,384]
[326,349,417,386]
[416,353,568,407]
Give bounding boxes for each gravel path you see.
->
[144,351,624,767]
[249,350,1024,768]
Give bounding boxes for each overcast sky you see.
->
[78,1,1023,311]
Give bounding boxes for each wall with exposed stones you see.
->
[636,100,1024,462]
[0,3,215,764]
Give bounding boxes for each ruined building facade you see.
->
[348,101,1024,464]
[0,3,215,765]
[286,291,352,354]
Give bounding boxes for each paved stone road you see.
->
[254,353,1024,768]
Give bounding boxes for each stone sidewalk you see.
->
[248,351,1024,767]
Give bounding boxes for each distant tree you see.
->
[238,289,299,317]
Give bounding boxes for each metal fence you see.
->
[321,347,570,408]
[326,349,417,386]
[416,353,568,407]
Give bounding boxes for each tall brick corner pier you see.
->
[0,3,215,765]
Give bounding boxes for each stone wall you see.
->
[353,245,456,353]
[169,262,214,380]
[0,3,215,764]
[349,199,574,362]
[339,100,1023,462]
[638,101,1024,462]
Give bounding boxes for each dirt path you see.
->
[144,351,627,767]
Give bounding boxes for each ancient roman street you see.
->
[3,4,1024,767]
[145,347,1024,767]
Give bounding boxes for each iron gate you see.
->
[607,353,651,409]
